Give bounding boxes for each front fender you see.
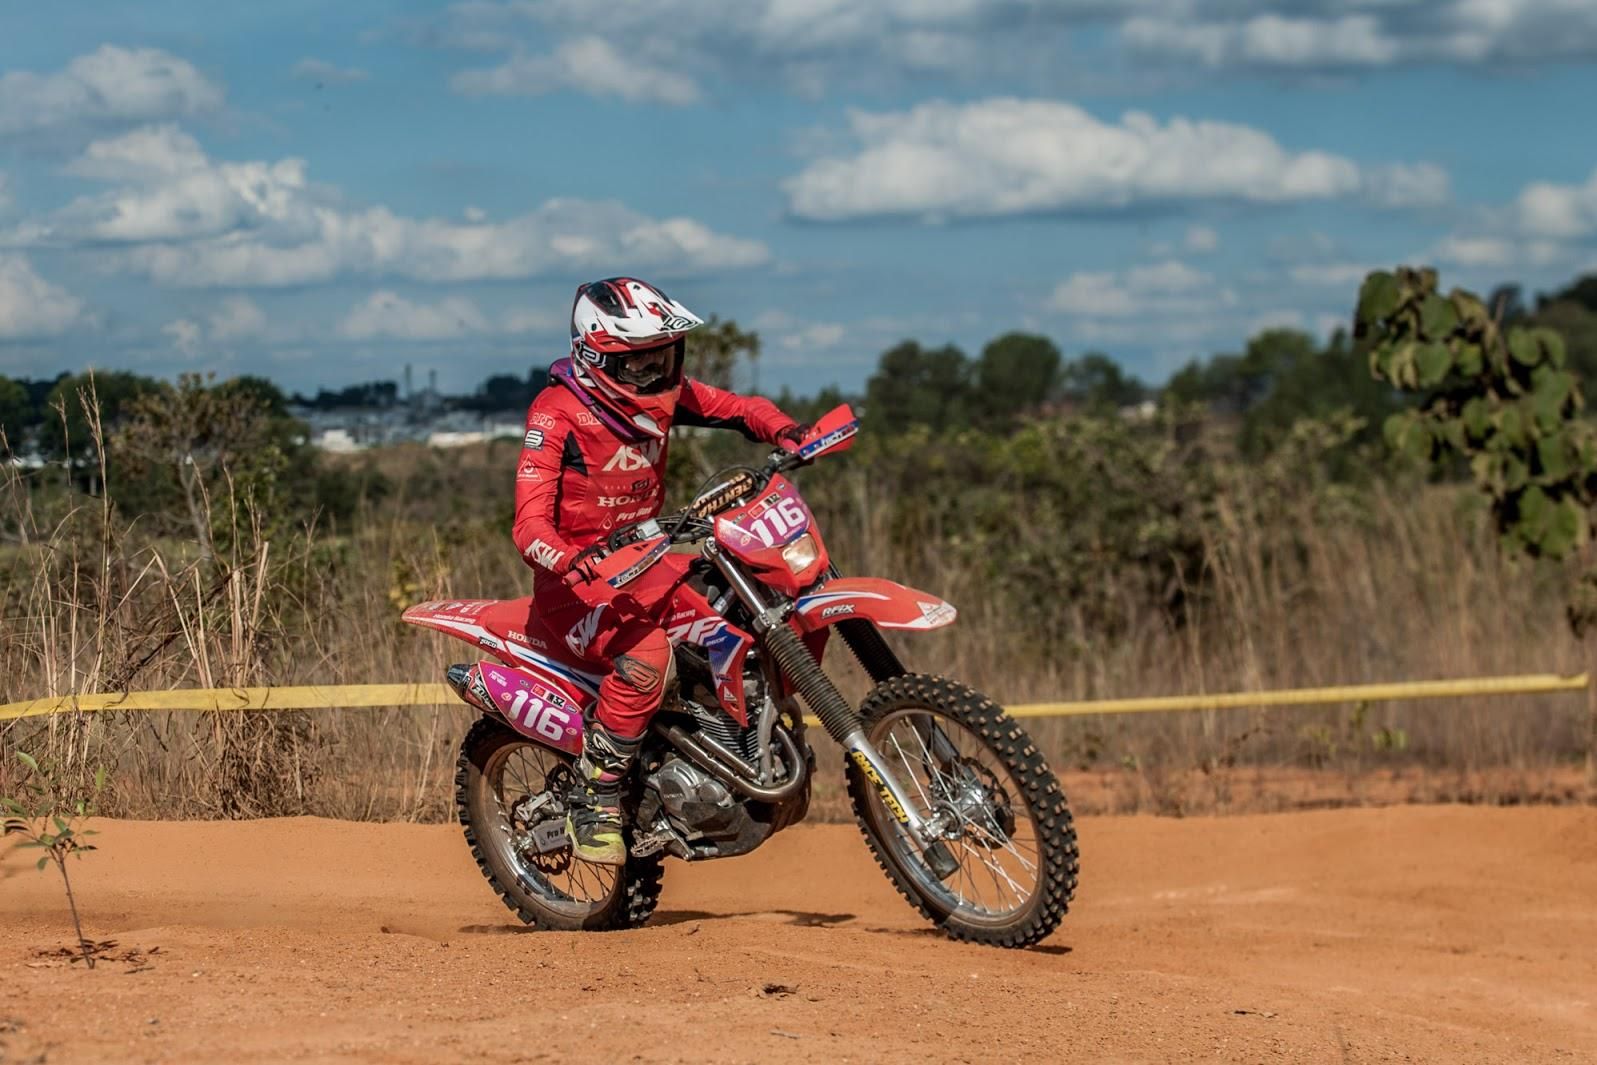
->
[791,577,957,635]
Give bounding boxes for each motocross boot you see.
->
[566,723,641,866]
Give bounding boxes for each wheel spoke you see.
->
[485,738,618,914]
[868,707,1046,920]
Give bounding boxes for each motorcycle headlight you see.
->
[781,533,819,573]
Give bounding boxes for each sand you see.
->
[3,805,1594,1063]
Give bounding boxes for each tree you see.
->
[1356,266,1597,788]
[38,371,160,462]
[1060,352,1147,415]
[1540,273,1597,315]
[116,374,294,558]
[683,316,761,391]
[1524,299,1597,390]
[864,341,974,434]
[975,333,1062,425]
[0,376,29,443]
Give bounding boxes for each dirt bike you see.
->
[403,405,1078,947]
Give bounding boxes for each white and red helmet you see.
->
[568,277,703,439]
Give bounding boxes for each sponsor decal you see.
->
[522,539,566,571]
[517,455,539,477]
[659,313,697,331]
[507,630,548,651]
[523,429,545,450]
[466,668,495,711]
[529,412,556,429]
[799,420,859,459]
[850,750,910,825]
[820,603,856,618]
[596,492,654,509]
[917,600,957,626]
[606,538,669,587]
[436,600,488,616]
[577,411,600,427]
[565,602,606,657]
[666,615,724,645]
[602,440,662,473]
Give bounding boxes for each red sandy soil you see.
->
[2,806,1594,1064]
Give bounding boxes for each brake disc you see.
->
[953,758,1016,847]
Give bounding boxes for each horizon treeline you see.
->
[3,268,1596,819]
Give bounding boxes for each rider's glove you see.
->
[777,422,810,453]
[562,552,602,588]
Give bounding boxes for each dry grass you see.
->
[2,429,1589,822]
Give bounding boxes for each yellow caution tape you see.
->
[1,673,1585,725]
[999,672,1590,719]
[0,684,455,721]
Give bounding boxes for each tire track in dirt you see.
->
[2,805,1593,1063]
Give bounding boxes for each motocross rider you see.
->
[512,277,806,866]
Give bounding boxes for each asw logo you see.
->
[565,603,606,658]
[602,441,662,473]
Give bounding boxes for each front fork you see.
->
[707,544,960,878]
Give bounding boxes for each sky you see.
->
[1,1,1595,397]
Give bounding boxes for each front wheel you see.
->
[846,674,1078,948]
[456,718,663,930]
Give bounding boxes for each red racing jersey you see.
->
[512,376,797,579]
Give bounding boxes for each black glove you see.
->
[778,423,811,452]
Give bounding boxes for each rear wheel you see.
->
[456,718,663,930]
[846,674,1078,948]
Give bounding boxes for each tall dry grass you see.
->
[2,426,1588,822]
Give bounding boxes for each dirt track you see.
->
[2,806,1594,1064]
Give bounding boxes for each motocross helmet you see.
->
[568,277,703,440]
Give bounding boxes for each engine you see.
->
[635,750,776,860]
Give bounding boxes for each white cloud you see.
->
[11,127,769,287]
[1363,163,1452,209]
[501,307,558,334]
[0,255,86,338]
[162,317,202,355]
[291,58,370,84]
[780,322,847,351]
[1513,168,1597,239]
[453,36,702,105]
[340,292,493,341]
[1288,263,1375,287]
[782,98,1426,222]
[0,46,223,136]
[1245,308,1306,334]
[208,295,267,341]
[428,0,1089,100]
[1123,14,1399,68]
[1184,225,1219,253]
[1432,235,1568,269]
[1426,165,1597,272]
[1049,259,1225,318]
[1123,1,1597,71]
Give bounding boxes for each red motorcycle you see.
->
[403,406,1078,947]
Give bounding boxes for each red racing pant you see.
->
[529,554,693,740]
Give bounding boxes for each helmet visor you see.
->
[610,338,682,394]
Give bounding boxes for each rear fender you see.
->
[403,599,602,702]
[791,577,957,635]
[455,661,588,757]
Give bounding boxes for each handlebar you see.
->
[577,446,804,566]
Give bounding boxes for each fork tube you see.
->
[705,542,937,845]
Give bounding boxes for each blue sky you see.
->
[1,1,1595,397]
